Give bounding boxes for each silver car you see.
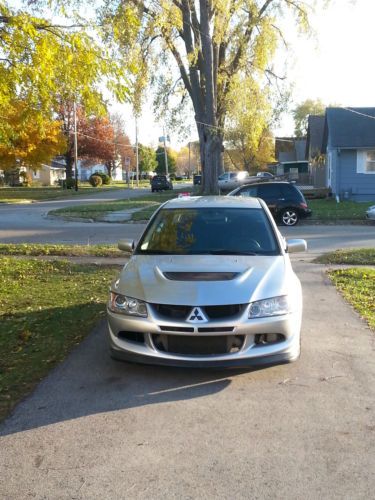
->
[366,205,375,221]
[107,196,306,368]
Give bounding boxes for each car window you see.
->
[236,186,258,197]
[281,184,304,199]
[137,207,280,256]
[230,172,238,179]
[257,184,282,198]
[218,173,227,180]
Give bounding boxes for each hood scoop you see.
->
[163,271,240,282]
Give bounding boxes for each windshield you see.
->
[136,208,280,255]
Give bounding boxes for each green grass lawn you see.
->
[0,257,120,421]
[314,248,375,265]
[0,184,127,203]
[328,268,375,329]
[0,243,124,258]
[309,199,373,220]
[50,190,187,220]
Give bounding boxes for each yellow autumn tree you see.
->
[0,102,66,171]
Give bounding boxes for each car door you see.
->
[256,184,283,216]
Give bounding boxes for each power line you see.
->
[341,107,375,121]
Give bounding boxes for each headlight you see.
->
[249,296,290,318]
[109,292,148,317]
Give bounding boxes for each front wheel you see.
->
[280,208,299,226]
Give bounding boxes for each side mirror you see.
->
[118,239,135,253]
[286,238,307,253]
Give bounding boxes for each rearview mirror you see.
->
[118,239,135,253]
[286,239,307,253]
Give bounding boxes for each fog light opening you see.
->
[254,333,285,345]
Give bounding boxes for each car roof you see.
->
[163,196,262,210]
[239,181,293,187]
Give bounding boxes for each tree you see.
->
[97,0,310,193]
[155,146,177,175]
[139,145,157,173]
[77,112,134,178]
[293,99,326,136]
[0,101,66,171]
[0,2,129,178]
[225,76,276,171]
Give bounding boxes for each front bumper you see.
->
[107,307,301,368]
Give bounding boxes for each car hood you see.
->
[114,254,290,306]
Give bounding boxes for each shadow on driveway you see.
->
[0,321,257,436]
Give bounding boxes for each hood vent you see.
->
[163,272,240,282]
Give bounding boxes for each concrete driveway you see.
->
[1,260,375,499]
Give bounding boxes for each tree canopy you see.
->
[155,146,177,175]
[293,99,326,136]
[0,102,66,171]
[97,0,311,193]
[0,1,128,172]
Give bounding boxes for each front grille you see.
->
[153,304,191,319]
[197,327,234,333]
[151,303,245,320]
[159,326,194,333]
[204,304,245,319]
[152,334,244,356]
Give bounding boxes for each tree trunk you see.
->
[65,150,74,180]
[200,128,223,195]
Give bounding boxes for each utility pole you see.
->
[188,141,191,177]
[135,117,139,187]
[73,102,78,191]
[163,125,169,176]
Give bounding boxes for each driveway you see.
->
[1,260,375,498]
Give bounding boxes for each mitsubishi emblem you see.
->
[187,307,207,323]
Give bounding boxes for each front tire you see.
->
[280,208,299,226]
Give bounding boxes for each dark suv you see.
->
[228,181,312,226]
[151,175,173,192]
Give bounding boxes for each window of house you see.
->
[365,151,375,172]
[357,150,375,173]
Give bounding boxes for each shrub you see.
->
[19,171,32,187]
[65,178,76,189]
[89,174,103,187]
[93,171,111,185]
[0,176,5,186]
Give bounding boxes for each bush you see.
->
[65,178,76,189]
[89,174,103,187]
[0,176,4,187]
[93,171,111,185]
[19,171,32,187]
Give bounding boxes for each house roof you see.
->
[323,107,375,150]
[275,137,306,162]
[305,115,325,159]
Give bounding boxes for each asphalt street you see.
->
[0,188,374,251]
[1,261,374,498]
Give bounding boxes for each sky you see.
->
[113,0,375,149]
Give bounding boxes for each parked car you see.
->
[366,205,375,221]
[218,171,251,191]
[228,181,312,226]
[193,174,202,185]
[107,196,307,368]
[256,172,274,179]
[151,175,173,192]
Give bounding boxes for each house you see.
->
[322,107,375,201]
[29,164,66,186]
[305,115,326,187]
[275,137,308,179]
